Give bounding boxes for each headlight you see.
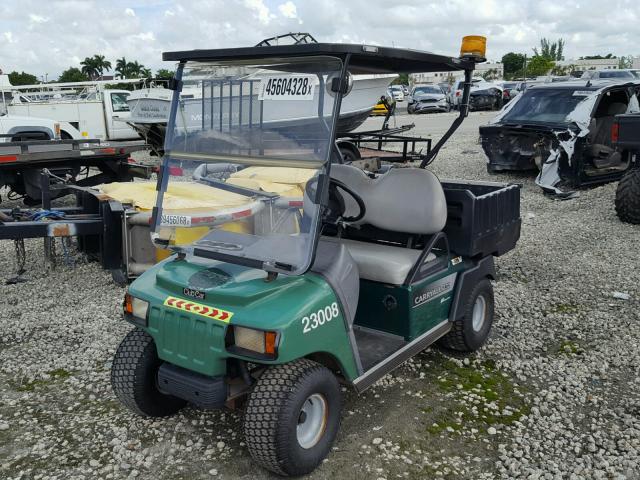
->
[228,326,278,359]
[124,293,149,326]
[438,98,447,103]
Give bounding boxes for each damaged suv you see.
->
[480,80,640,194]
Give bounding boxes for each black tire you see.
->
[615,168,640,224]
[338,146,360,164]
[439,278,494,352]
[243,359,341,476]
[111,328,186,417]
[110,268,129,287]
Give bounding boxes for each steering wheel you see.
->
[305,177,366,223]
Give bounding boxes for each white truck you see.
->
[0,112,82,142]
[1,75,141,141]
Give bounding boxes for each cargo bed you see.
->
[442,180,521,258]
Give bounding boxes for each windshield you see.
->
[413,86,441,95]
[599,71,634,79]
[500,87,597,124]
[152,56,342,275]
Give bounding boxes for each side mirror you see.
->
[330,77,349,94]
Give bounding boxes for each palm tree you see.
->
[80,57,99,80]
[140,67,152,78]
[126,61,143,78]
[93,55,112,78]
[115,57,128,79]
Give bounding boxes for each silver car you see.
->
[407,85,450,113]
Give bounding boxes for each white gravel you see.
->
[0,111,638,479]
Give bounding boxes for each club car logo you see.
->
[412,273,457,308]
[164,296,233,323]
[183,287,205,300]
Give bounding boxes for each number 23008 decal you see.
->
[302,303,340,334]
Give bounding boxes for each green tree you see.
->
[8,71,38,85]
[581,54,616,60]
[391,73,409,85]
[80,56,99,80]
[115,57,129,78]
[156,69,174,79]
[140,67,152,78]
[93,55,112,78]
[58,67,89,82]
[618,56,633,69]
[482,68,500,81]
[527,56,555,77]
[533,38,565,61]
[80,54,112,80]
[501,52,526,80]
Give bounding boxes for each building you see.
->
[556,58,619,71]
[633,57,640,69]
[409,61,504,85]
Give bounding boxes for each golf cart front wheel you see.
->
[243,359,341,476]
[111,328,186,417]
[439,278,494,352]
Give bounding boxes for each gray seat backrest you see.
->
[329,164,447,235]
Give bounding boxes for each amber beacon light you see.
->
[460,35,487,62]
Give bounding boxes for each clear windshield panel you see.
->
[152,56,343,275]
[501,88,596,124]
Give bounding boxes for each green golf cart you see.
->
[111,38,522,476]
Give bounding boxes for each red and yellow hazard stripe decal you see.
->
[163,297,233,323]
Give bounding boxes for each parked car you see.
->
[388,85,405,101]
[407,84,451,114]
[480,80,640,193]
[438,82,451,95]
[449,77,503,110]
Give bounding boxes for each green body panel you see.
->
[354,260,465,341]
[128,256,360,380]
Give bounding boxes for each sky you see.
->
[0,0,638,79]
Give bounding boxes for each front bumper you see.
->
[410,102,449,113]
[158,362,227,408]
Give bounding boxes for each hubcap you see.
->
[296,393,328,449]
[472,295,487,332]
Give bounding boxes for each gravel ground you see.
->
[0,111,638,480]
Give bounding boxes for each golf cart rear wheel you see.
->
[111,328,186,417]
[615,168,640,224]
[243,359,341,476]
[439,278,494,352]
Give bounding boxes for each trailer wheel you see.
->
[111,328,186,417]
[439,278,494,352]
[615,168,640,224]
[243,359,341,476]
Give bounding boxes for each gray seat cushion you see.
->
[323,237,435,285]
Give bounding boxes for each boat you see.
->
[126,73,396,155]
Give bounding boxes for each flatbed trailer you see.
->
[0,137,150,203]
[0,138,152,278]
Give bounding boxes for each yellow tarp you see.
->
[98,181,249,211]
[98,166,315,209]
[227,166,315,198]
